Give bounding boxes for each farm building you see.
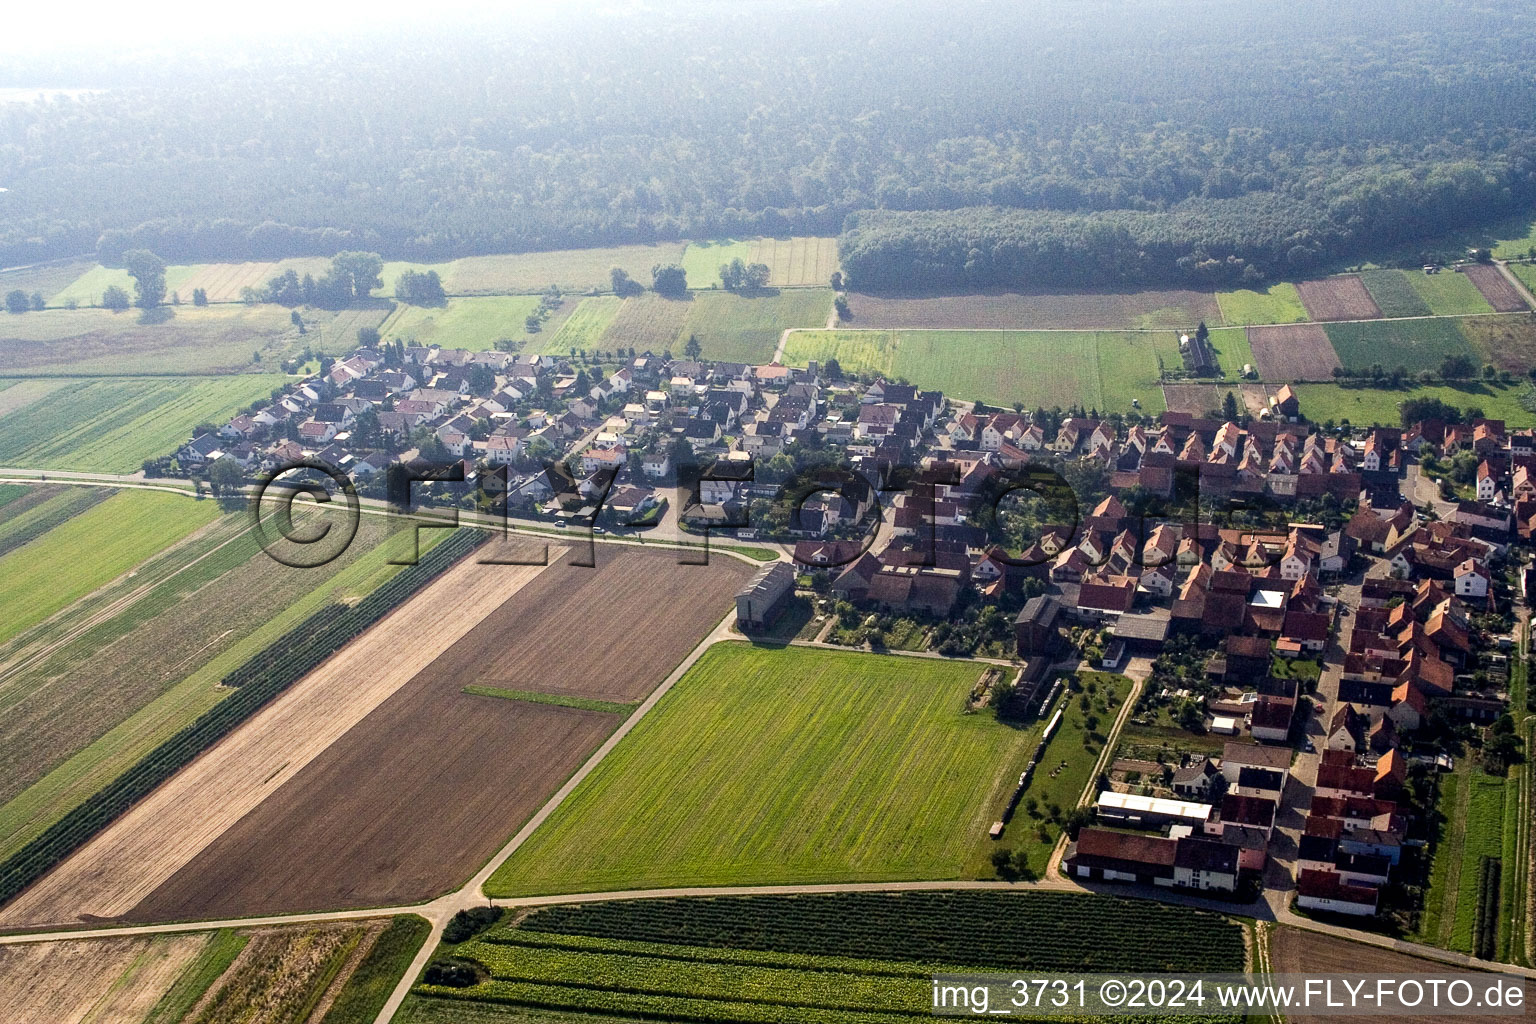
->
[1014,595,1064,655]
[735,561,796,629]
[1095,791,1213,830]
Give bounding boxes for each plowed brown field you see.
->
[1295,276,1382,321]
[0,543,556,929]
[123,546,754,921]
[1246,324,1341,380]
[1269,927,1519,1024]
[1462,264,1530,312]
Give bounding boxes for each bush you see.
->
[422,958,484,988]
[443,906,504,945]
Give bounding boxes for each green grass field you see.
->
[1215,283,1309,326]
[543,296,625,355]
[783,329,1172,412]
[0,375,284,472]
[0,260,96,305]
[1292,381,1533,427]
[1449,773,1507,953]
[0,488,216,647]
[0,304,302,375]
[1323,318,1478,373]
[1408,270,1496,315]
[977,673,1131,875]
[486,643,1041,896]
[379,296,550,352]
[50,264,201,308]
[1508,262,1536,294]
[1206,326,1257,378]
[379,243,690,296]
[680,240,756,289]
[1360,270,1433,318]
[678,289,833,363]
[319,916,434,1024]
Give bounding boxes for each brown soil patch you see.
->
[125,547,753,920]
[1247,324,1341,380]
[849,289,1222,330]
[0,541,557,928]
[1268,926,1524,1024]
[1462,264,1530,312]
[1459,312,1536,372]
[1161,383,1228,417]
[1296,276,1382,321]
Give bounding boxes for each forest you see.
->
[1,0,1534,289]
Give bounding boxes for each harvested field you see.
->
[1162,383,1232,417]
[682,237,840,290]
[0,932,208,1023]
[172,258,332,305]
[0,260,94,305]
[1245,323,1340,380]
[0,541,556,928]
[0,304,300,375]
[1268,927,1520,1024]
[127,546,752,919]
[1461,313,1536,373]
[597,293,695,353]
[1295,275,1382,321]
[1462,263,1530,312]
[380,244,689,296]
[847,288,1221,331]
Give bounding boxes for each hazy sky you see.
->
[4,0,580,54]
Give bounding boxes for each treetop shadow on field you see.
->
[137,306,175,325]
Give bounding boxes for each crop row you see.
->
[417,981,1217,1024]
[483,930,946,979]
[1473,856,1502,961]
[0,529,485,906]
[517,892,1245,972]
[466,939,930,1013]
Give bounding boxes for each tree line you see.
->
[3,1,1536,290]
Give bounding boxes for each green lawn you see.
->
[542,296,625,355]
[0,375,284,472]
[0,489,216,647]
[1323,318,1478,374]
[1360,270,1433,318]
[1408,270,1496,316]
[680,240,756,290]
[1215,284,1309,326]
[1449,773,1507,953]
[379,296,549,352]
[1292,381,1533,428]
[1493,217,1536,261]
[678,289,833,363]
[1508,262,1536,295]
[486,643,1038,896]
[782,329,1171,412]
[1205,326,1256,379]
[976,673,1131,876]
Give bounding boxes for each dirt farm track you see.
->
[123,545,753,922]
